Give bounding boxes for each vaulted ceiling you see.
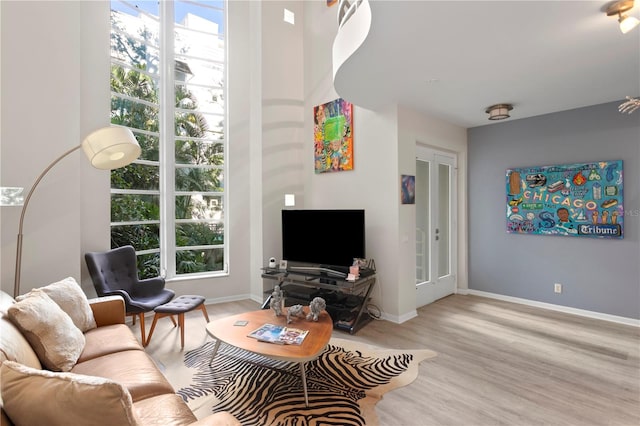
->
[333,1,640,128]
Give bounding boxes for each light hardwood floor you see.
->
[142,294,640,426]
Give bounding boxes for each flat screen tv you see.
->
[282,209,365,273]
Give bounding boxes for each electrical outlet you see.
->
[554,283,562,294]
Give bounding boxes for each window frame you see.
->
[110,0,228,281]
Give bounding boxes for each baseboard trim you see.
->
[207,294,255,306]
[382,309,418,324]
[467,289,640,327]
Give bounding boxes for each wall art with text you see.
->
[506,160,623,238]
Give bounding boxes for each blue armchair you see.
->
[85,245,174,343]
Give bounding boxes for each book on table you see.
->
[247,323,309,345]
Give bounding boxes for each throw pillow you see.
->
[7,292,85,372]
[1,361,139,426]
[17,276,97,332]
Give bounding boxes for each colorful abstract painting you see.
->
[314,98,353,173]
[401,175,415,204]
[506,160,623,238]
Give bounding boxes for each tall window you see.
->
[109,1,227,279]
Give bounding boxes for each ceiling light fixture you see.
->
[606,0,640,34]
[485,104,513,121]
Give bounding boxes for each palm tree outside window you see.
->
[109,0,227,279]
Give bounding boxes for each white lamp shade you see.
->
[81,127,141,170]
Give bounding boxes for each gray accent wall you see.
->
[468,102,639,319]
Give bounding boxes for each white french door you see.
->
[415,146,457,308]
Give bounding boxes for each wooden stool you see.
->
[145,295,209,348]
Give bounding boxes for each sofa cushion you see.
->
[1,361,139,426]
[7,292,85,372]
[78,323,143,363]
[0,292,42,369]
[133,393,197,425]
[17,276,97,332]
[72,349,174,402]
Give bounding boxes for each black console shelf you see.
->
[261,268,376,334]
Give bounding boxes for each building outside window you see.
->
[109,0,227,280]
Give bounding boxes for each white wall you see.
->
[397,106,469,317]
[304,1,399,317]
[79,1,113,295]
[1,1,85,296]
[259,0,305,293]
[303,1,468,321]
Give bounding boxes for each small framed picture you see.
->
[401,175,415,204]
[279,259,288,270]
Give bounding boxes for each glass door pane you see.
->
[416,159,430,283]
[438,163,450,278]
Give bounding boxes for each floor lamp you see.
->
[12,126,141,298]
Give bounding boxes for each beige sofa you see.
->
[0,282,239,426]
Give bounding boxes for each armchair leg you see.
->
[138,313,146,344]
[127,313,146,344]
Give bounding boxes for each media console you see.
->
[288,265,347,278]
[261,268,376,334]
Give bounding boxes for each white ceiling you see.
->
[333,0,640,128]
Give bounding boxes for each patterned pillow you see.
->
[7,292,85,371]
[17,277,97,332]
[1,361,139,426]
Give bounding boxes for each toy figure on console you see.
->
[307,297,326,321]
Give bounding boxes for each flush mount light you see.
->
[485,104,513,121]
[607,0,640,34]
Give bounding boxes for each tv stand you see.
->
[288,265,347,278]
[261,267,376,334]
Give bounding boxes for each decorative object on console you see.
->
[353,258,374,269]
[268,257,277,268]
[13,126,140,298]
[286,304,306,324]
[307,297,326,321]
[269,285,284,316]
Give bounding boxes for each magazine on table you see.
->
[247,323,309,345]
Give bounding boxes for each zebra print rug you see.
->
[167,337,436,425]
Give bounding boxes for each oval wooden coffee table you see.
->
[205,308,332,407]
